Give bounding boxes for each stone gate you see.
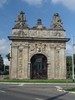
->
[8,11,70,79]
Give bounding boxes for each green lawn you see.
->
[0,79,75,83]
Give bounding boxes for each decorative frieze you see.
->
[12,29,65,38]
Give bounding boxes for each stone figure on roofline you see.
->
[50,13,64,30]
[13,11,28,29]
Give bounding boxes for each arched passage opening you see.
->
[30,54,47,79]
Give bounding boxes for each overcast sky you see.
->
[0,0,75,65]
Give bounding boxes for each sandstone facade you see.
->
[8,11,69,79]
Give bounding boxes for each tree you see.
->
[66,54,75,78]
[66,56,72,78]
[6,53,10,61]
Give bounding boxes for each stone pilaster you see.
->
[17,46,23,79]
[48,44,55,79]
[10,45,18,79]
[55,47,60,79]
[59,45,66,79]
[22,44,29,79]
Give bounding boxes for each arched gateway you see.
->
[8,11,70,79]
[30,54,47,79]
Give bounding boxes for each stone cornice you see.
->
[8,36,70,42]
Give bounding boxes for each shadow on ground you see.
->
[46,92,68,100]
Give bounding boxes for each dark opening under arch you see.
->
[30,54,47,79]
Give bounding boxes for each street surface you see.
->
[0,83,75,100]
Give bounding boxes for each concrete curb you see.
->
[0,82,75,85]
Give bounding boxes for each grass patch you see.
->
[0,79,75,83]
[65,88,75,92]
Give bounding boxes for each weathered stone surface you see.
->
[8,12,70,79]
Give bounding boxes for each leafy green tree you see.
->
[66,54,75,78]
